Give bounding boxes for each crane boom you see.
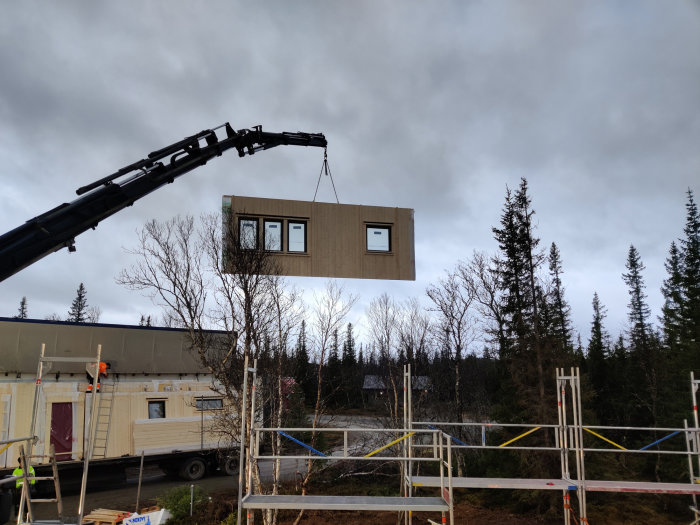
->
[0,124,327,282]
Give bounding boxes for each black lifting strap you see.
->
[313,147,340,204]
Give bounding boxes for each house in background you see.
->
[362,374,431,405]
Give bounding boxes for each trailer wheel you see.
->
[179,457,206,481]
[222,456,238,476]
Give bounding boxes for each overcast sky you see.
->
[1,1,699,350]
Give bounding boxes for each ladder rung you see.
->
[31,476,55,481]
[30,498,58,503]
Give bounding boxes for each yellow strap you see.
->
[499,427,540,447]
[364,432,415,458]
[0,442,12,455]
[584,428,626,450]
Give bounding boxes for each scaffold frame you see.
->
[233,360,700,524]
[235,360,454,524]
[405,365,700,524]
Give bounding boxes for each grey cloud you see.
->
[1,1,699,346]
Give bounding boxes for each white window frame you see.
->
[288,221,307,253]
[263,219,283,252]
[366,225,391,252]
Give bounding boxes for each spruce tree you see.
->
[293,320,313,404]
[679,189,700,358]
[67,283,89,323]
[341,323,360,407]
[325,328,342,407]
[16,297,28,319]
[548,242,572,352]
[622,245,651,350]
[586,292,609,417]
[660,241,684,350]
[660,190,700,424]
[492,178,549,424]
[622,246,665,427]
[492,185,529,357]
[491,179,565,495]
[341,323,356,368]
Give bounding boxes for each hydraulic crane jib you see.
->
[0,123,327,282]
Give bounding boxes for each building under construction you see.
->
[0,317,238,481]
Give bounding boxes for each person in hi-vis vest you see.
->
[11,457,35,516]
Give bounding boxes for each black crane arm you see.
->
[0,124,327,282]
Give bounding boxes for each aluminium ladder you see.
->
[16,444,64,525]
[91,382,115,459]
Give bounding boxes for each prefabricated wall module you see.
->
[0,317,238,480]
[222,196,416,281]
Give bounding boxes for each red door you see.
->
[50,402,73,461]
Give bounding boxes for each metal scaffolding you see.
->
[234,361,700,524]
[235,359,454,524]
[406,365,700,524]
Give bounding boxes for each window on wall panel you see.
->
[195,398,224,411]
[264,220,283,251]
[239,218,258,250]
[148,400,166,419]
[288,221,307,253]
[366,225,391,252]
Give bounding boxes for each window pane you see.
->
[288,222,306,253]
[239,219,257,249]
[264,221,282,251]
[148,401,165,419]
[196,398,223,410]
[367,226,390,251]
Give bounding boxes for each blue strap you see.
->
[428,425,468,446]
[277,430,328,457]
[639,431,680,451]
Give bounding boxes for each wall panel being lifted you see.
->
[222,196,415,281]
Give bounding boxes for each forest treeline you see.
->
[285,181,700,431]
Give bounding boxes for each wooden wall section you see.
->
[223,196,415,280]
